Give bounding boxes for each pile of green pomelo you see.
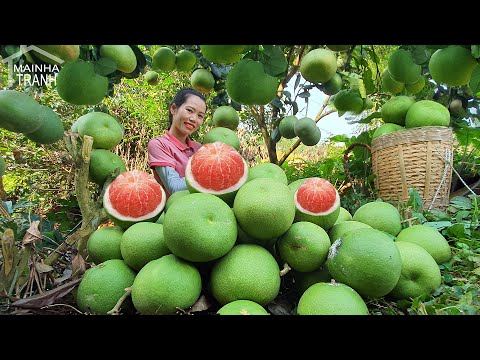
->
[1,44,474,315]
[78,140,452,315]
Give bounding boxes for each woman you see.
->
[148,88,206,197]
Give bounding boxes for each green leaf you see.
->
[262,45,288,77]
[471,45,480,58]
[410,45,430,64]
[357,111,381,124]
[469,65,480,94]
[424,221,452,231]
[450,196,472,210]
[330,135,350,143]
[294,73,301,91]
[363,68,375,94]
[4,45,20,57]
[358,78,366,98]
[292,101,298,115]
[270,97,284,110]
[298,91,310,98]
[447,223,467,239]
[94,57,117,76]
[271,127,282,143]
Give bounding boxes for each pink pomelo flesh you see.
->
[186,142,248,194]
[295,178,340,215]
[104,169,166,220]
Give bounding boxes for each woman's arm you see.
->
[155,166,188,194]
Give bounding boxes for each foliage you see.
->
[1,44,480,315]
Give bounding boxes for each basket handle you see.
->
[343,143,371,185]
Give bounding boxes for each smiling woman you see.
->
[147,88,207,197]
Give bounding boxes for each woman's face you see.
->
[170,95,206,137]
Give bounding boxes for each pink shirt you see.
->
[148,130,202,193]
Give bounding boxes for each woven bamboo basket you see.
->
[371,126,454,211]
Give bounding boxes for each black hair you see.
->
[168,88,207,127]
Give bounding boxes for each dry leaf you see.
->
[11,278,82,309]
[187,294,213,314]
[1,228,15,276]
[71,254,86,278]
[53,268,72,286]
[21,221,42,246]
[35,262,54,273]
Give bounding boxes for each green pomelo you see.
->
[120,222,171,271]
[76,259,136,315]
[217,300,270,315]
[404,100,450,128]
[151,47,176,72]
[233,178,296,243]
[0,90,42,134]
[185,142,248,205]
[388,49,422,84]
[294,117,321,146]
[277,221,331,272]
[326,228,402,298]
[389,241,442,300]
[333,89,364,113]
[334,207,352,224]
[288,178,310,193]
[99,45,137,73]
[428,45,478,87]
[405,75,425,94]
[322,73,343,95]
[190,68,215,94]
[247,162,288,185]
[372,123,404,139]
[77,112,124,150]
[202,127,240,151]
[328,220,372,244]
[56,60,109,105]
[86,226,124,264]
[89,149,126,185]
[235,222,277,248]
[212,105,240,130]
[395,224,452,264]
[175,49,197,72]
[353,201,402,236]
[279,115,298,139]
[163,193,237,262]
[144,70,159,85]
[131,254,202,315]
[325,45,352,52]
[165,189,190,212]
[294,177,341,231]
[381,96,415,126]
[226,58,279,106]
[200,45,247,64]
[210,244,281,306]
[293,267,332,295]
[0,156,5,177]
[381,68,405,94]
[33,45,80,65]
[24,105,65,144]
[155,212,165,224]
[297,281,369,315]
[104,170,166,229]
[299,48,337,84]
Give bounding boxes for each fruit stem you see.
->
[107,287,132,315]
[279,262,291,276]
